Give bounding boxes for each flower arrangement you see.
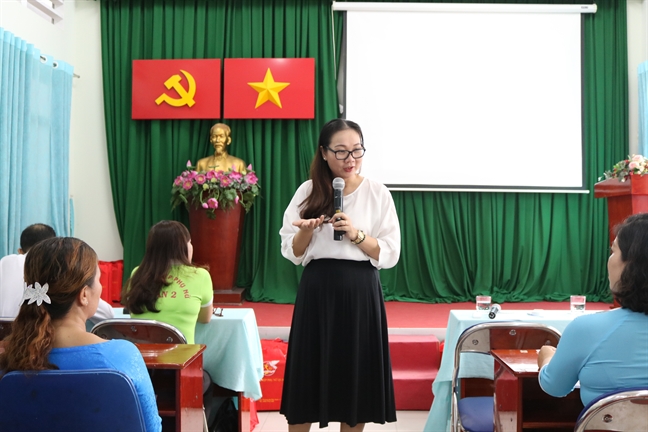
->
[171,161,260,219]
[601,155,648,182]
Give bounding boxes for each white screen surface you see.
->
[341,6,586,192]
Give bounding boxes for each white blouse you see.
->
[280,177,401,269]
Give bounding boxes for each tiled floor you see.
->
[254,411,428,432]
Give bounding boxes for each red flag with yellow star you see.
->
[223,58,315,119]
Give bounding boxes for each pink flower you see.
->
[186,160,192,167]
[244,172,258,185]
[186,170,198,180]
[247,164,253,171]
[202,202,208,209]
[629,162,638,170]
[229,171,243,181]
[220,177,231,187]
[195,174,206,185]
[208,198,218,209]
[206,170,216,180]
[235,196,240,204]
[215,170,225,180]
[182,180,193,190]
[174,176,183,186]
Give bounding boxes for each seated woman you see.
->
[122,220,213,344]
[123,220,215,422]
[0,237,161,432]
[538,213,648,406]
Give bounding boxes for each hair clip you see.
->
[23,282,51,306]
[213,307,224,317]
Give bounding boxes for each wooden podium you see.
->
[188,203,246,304]
[594,174,648,244]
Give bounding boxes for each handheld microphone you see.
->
[488,304,501,319]
[332,177,345,241]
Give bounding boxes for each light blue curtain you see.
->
[0,28,73,256]
[639,61,648,156]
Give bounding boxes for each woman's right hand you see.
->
[291,215,326,257]
[537,345,557,368]
[292,215,326,231]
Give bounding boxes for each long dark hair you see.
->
[613,213,648,314]
[300,119,364,219]
[0,238,98,373]
[122,220,192,314]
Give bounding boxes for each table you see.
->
[113,308,263,432]
[113,307,264,401]
[196,309,263,432]
[492,349,582,432]
[423,309,598,432]
[137,343,206,432]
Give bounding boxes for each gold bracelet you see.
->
[351,230,366,245]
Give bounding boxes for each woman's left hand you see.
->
[329,212,359,241]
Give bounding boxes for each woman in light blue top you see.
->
[0,237,161,432]
[538,213,648,405]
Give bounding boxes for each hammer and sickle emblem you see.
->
[155,70,196,107]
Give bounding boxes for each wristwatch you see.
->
[351,230,366,245]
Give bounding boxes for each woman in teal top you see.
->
[123,220,213,343]
[538,213,648,405]
[0,237,161,432]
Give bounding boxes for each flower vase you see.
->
[188,202,245,304]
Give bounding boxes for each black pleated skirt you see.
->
[280,259,397,428]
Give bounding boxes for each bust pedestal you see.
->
[188,203,245,304]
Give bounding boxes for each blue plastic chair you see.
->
[574,387,648,432]
[0,368,147,432]
[450,321,562,432]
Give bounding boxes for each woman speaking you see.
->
[279,119,401,431]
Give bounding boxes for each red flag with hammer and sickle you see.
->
[132,59,221,119]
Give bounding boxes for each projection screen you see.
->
[333,2,597,192]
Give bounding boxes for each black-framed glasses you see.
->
[326,145,366,160]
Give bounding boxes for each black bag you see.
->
[210,397,238,432]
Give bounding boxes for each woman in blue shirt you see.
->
[0,237,161,432]
[538,213,648,406]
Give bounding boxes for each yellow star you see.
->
[248,69,290,109]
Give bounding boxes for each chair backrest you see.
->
[0,318,13,341]
[91,318,187,344]
[455,321,561,357]
[451,321,562,432]
[574,388,648,432]
[0,369,147,432]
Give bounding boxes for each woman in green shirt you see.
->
[122,220,213,343]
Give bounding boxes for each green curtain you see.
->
[101,0,628,304]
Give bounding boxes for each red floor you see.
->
[226,300,612,328]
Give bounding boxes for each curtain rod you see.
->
[39,55,80,78]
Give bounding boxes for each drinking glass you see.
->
[570,295,586,312]
[476,295,492,311]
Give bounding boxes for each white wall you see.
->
[68,2,122,260]
[0,0,74,61]
[1,0,646,261]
